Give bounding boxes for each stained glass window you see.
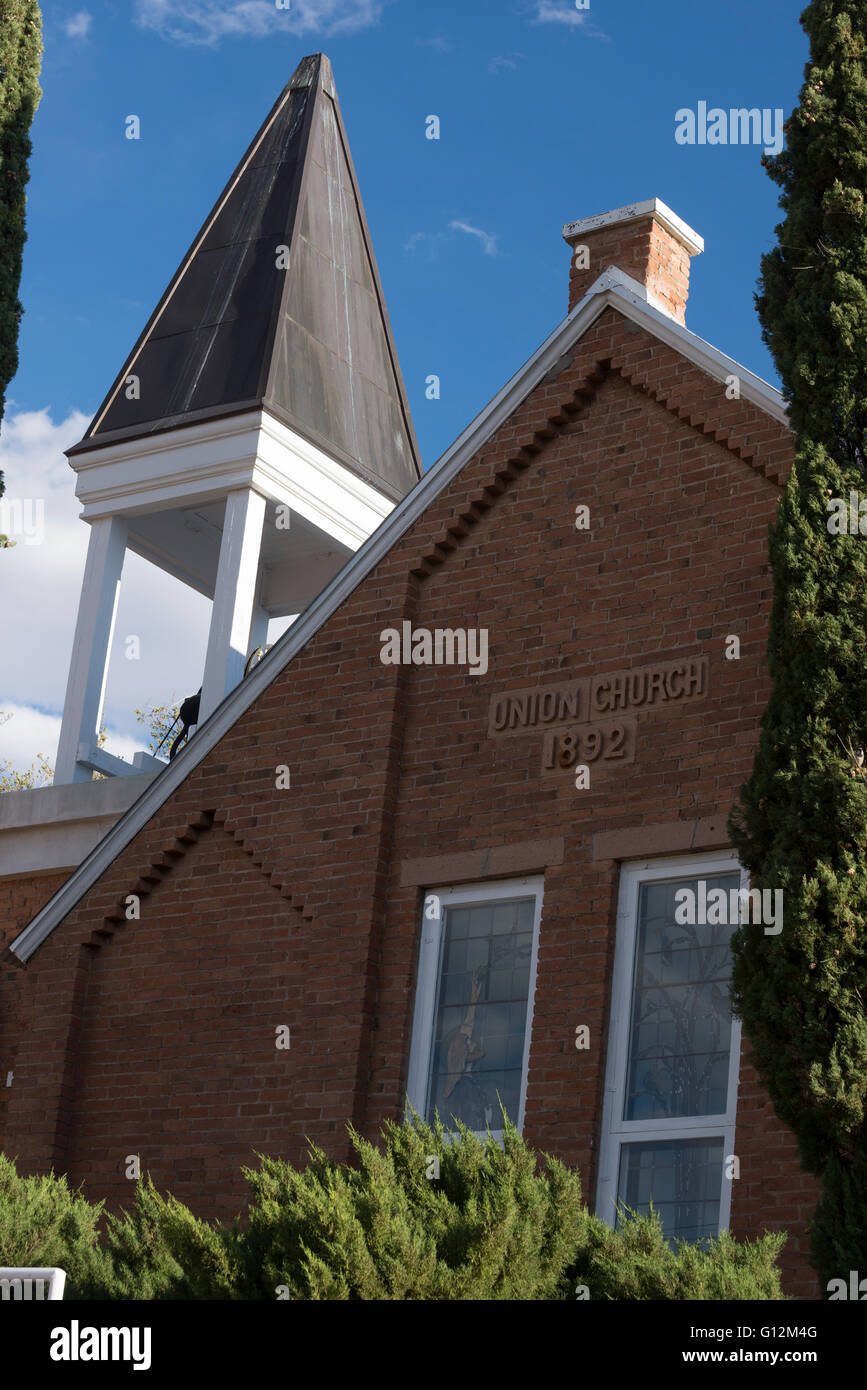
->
[424,896,535,1132]
[597,859,743,1249]
[616,1138,725,1244]
[624,874,738,1122]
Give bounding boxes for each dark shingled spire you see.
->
[70,54,422,499]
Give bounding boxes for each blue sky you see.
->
[1,0,809,772]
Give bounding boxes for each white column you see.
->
[248,604,270,655]
[248,568,270,654]
[55,516,127,784]
[200,488,267,723]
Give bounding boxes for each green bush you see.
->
[568,1204,787,1301]
[0,1119,789,1299]
[84,1179,246,1301]
[242,1111,583,1299]
[0,1153,106,1296]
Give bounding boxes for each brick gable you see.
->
[1,304,820,1295]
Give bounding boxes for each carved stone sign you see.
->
[488,656,708,777]
[540,717,637,778]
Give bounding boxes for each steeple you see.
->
[55,55,421,785]
[69,53,421,498]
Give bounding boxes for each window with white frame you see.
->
[596,852,744,1245]
[406,878,543,1138]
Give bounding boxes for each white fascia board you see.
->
[73,409,394,551]
[7,276,786,963]
[71,413,264,518]
[80,469,260,520]
[562,198,705,256]
[254,412,393,551]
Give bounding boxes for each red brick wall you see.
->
[0,869,69,954]
[566,216,693,320]
[59,826,306,1212]
[0,870,72,1155]
[2,306,820,1293]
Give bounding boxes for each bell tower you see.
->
[54,53,421,784]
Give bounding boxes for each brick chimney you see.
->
[562,198,703,324]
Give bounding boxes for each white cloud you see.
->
[488,55,519,74]
[0,703,142,776]
[415,36,450,54]
[406,224,500,259]
[0,704,61,772]
[64,10,92,39]
[532,1,590,27]
[0,407,212,776]
[450,220,498,257]
[530,3,609,38]
[133,0,385,45]
[404,231,445,252]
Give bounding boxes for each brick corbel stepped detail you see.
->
[212,810,313,921]
[84,809,312,953]
[411,355,784,580]
[608,353,787,485]
[410,362,611,580]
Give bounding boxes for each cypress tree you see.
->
[0,0,42,519]
[728,0,867,1283]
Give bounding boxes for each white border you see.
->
[406,876,544,1140]
[595,850,745,1239]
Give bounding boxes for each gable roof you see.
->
[67,53,422,502]
[6,267,788,964]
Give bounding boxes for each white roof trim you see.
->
[562,198,704,256]
[7,274,787,962]
[599,267,788,423]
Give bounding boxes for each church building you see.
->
[0,53,820,1298]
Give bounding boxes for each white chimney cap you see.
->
[562,198,704,255]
